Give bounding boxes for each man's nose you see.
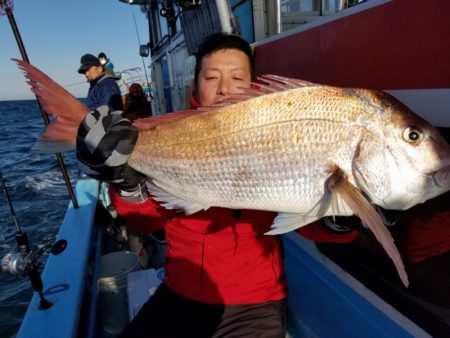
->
[217,79,231,96]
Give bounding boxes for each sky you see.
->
[0,0,151,100]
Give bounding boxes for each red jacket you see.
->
[394,191,450,265]
[110,188,355,304]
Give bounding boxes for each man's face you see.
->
[84,65,103,81]
[196,49,252,106]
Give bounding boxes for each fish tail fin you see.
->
[14,59,91,152]
[328,166,409,287]
[33,118,81,153]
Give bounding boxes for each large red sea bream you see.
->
[15,59,450,287]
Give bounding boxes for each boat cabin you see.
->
[138,0,450,127]
[135,0,450,336]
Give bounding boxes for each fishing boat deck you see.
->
[316,241,450,337]
[16,179,101,338]
[282,233,432,338]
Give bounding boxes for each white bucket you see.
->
[97,251,140,334]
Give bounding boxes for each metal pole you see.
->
[275,0,281,35]
[3,4,78,208]
[215,0,233,33]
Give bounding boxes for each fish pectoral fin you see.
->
[327,167,409,287]
[265,213,319,235]
[146,181,209,215]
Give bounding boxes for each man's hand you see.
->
[76,105,146,196]
[323,216,368,234]
[323,207,405,234]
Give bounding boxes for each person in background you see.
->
[122,83,151,121]
[98,52,115,76]
[78,53,123,111]
[76,33,356,338]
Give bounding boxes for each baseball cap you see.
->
[78,54,101,74]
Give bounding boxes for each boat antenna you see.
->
[0,170,68,310]
[0,0,78,208]
[132,10,151,99]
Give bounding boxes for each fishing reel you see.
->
[0,170,68,310]
[1,236,67,310]
[1,239,67,276]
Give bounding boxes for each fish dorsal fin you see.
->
[133,100,240,129]
[328,166,409,287]
[133,110,201,129]
[257,74,317,92]
[265,213,319,235]
[212,74,318,105]
[135,74,318,128]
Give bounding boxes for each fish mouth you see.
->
[432,165,450,188]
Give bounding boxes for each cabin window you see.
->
[280,0,343,32]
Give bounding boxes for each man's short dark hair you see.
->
[194,33,255,88]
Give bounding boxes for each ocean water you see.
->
[0,100,80,338]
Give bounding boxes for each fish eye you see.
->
[403,126,423,144]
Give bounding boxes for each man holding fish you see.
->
[77,33,358,338]
[15,30,450,337]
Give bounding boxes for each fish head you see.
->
[353,91,450,210]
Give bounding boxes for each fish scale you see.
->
[129,90,365,213]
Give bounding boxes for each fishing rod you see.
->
[0,0,78,208]
[0,170,67,310]
[62,80,88,88]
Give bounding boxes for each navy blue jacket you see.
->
[86,73,123,111]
